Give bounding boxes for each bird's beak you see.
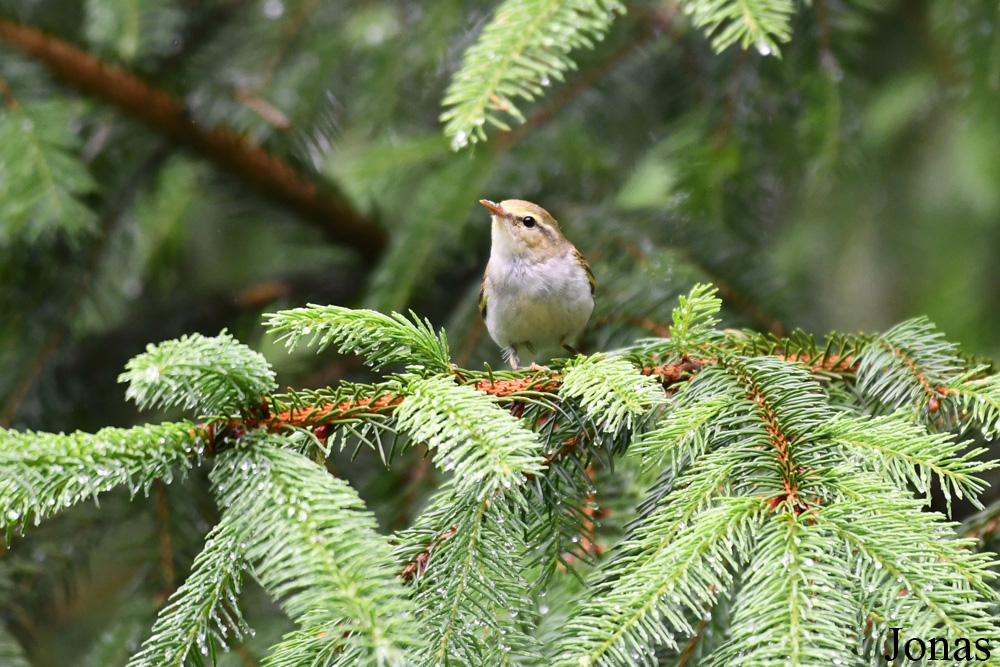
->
[479,199,504,217]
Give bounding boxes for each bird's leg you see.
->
[508,345,521,370]
[563,344,582,357]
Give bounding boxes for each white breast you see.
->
[484,249,594,353]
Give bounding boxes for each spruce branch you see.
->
[549,328,998,665]
[945,372,1000,438]
[119,331,277,416]
[630,389,737,472]
[0,98,98,242]
[398,523,459,585]
[3,284,1000,666]
[496,4,679,149]
[669,283,724,355]
[706,513,856,667]
[628,283,723,359]
[440,0,625,148]
[395,486,540,665]
[821,472,999,656]
[266,306,451,373]
[211,437,421,666]
[560,354,666,432]
[726,329,860,377]
[681,0,794,56]
[126,517,252,667]
[556,496,767,667]
[824,413,993,513]
[0,624,30,667]
[721,355,832,512]
[394,375,546,497]
[0,421,200,539]
[0,17,385,258]
[855,317,963,415]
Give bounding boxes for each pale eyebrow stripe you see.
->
[523,215,555,241]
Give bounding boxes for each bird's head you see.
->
[480,199,567,261]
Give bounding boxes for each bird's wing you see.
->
[479,273,488,319]
[574,247,596,295]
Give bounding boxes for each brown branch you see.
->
[269,392,405,430]
[676,584,717,667]
[399,523,459,584]
[885,343,938,394]
[194,360,708,583]
[730,364,811,514]
[263,360,698,435]
[813,0,841,81]
[712,46,749,150]
[776,351,856,375]
[153,480,177,598]
[0,74,19,108]
[0,18,385,259]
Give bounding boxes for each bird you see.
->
[478,198,595,369]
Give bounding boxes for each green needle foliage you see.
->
[0,624,31,667]
[681,0,794,55]
[120,331,277,416]
[212,437,421,667]
[442,0,800,147]
[440,0,625,148]
[0,421,199,539]
[394,484,540,665]
[559,354,665,432]
[394,375,546,497]
[0,100,97,243]
[267,306,451,374]
[127,517,251,667]
[4,284,1000,666]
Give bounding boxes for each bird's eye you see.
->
[522,216,536,228]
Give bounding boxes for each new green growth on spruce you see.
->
[3,284,1000,666]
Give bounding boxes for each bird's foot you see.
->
[528,363,551,372]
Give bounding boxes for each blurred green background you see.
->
[1,0,998,664]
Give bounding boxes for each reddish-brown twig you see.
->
[0,18,384,259]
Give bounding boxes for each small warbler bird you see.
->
[479,199,595,369]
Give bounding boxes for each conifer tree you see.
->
[2,0,1000,666]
